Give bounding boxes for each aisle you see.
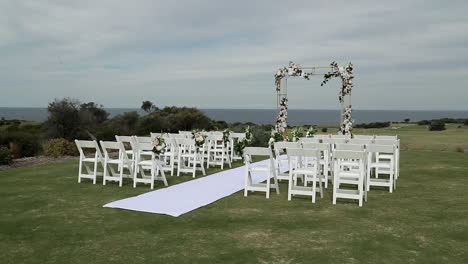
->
[103,158,282,217]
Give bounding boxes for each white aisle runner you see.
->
[103,158,283,217]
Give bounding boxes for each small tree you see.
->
[404,118,410,123]
[429,120,446,131]
[141,101,157,113]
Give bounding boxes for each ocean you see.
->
[1,107,467,126]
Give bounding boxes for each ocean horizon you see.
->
[1,107,467,126]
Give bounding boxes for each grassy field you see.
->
[1,125,467,263]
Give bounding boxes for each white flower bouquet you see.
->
[152,135,166,155]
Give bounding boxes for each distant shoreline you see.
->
[1,107,468,126]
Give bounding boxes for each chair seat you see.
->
[82,157,99,162]
[292,167,317,175]
[370,162,391,168]
[378,154,394,159]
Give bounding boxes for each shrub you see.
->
[321,127,328,133]
[0,146,14,165]
[455,146,464,153]
[354,122,390,129]
[44,138,79,158]
[0,132,42,158]
[429,120,446,131]
[417,120,431,125]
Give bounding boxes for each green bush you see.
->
[321,127,328,133]
[0,146,14,165]
[0,132,42,158]
[43,138,79,158]
[429,120,446,131]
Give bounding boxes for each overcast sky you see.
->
[1,0,467,110]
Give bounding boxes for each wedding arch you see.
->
[274,61,355,136]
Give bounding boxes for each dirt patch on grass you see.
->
[0,156,78,171]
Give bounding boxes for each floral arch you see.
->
[274,61,354,136]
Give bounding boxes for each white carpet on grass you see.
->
[103,158,287,217]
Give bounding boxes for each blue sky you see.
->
[1,0,467,110]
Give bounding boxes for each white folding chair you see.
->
[243,147,279,199]
[332,150,367,207]
[100,141,134,187]
[366,144,396,193]
[230,132,246,161]
[302,142,331,188]
[273,141,300,181]
[374,139,400,180]
[75,140,104,184]
[287,148,323,203]
[133,141,168,189]
[206,134,231,169]
[176,138,206,178]
[160,135,177,176]
[115,135,136,169]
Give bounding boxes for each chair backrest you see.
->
[335,143,365,151]
[286,148,320,170]
[375,135,398,140]
[366,144,395,154]
[333,150,366,161]
[298,137,320,144]
[135,141,154,152]
[374,139,398,146]
[353,135,375,140]
[302,142,329,151]
[313,134,330,139]
[274,141,300,150]
[330,134,350,139]
[230,132,246,139]
[287,147,319,158]
[178,131,192,135]
[243,147,272,157]
[75,140,102,158]
[100,141,127,159]
[115,135,133,143]
[322,138,347,146]
[348,138,374,145]
[135,136,152,143]
[169,133,188,139]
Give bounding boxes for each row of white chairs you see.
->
[75,139,167,189]
[151,131,247,164]
[75,131,248,187]
[243,137,400,207]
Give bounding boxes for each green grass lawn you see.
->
[1,149,467,263]
[314,123,468,152]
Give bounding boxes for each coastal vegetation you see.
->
[1,98,468,165]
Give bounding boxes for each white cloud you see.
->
[0,0,467,110]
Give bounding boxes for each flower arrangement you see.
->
[151,134,166,155]
[275,61,312,91]
[222,128,231,146]
[291,127,304,142]
[268,128,284,148]
[234,126,254,156]
[191,129,207,149]
[305,126,316,137]
[321,61,354,103]
[276,97,288,134]
[341,106,354,136]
